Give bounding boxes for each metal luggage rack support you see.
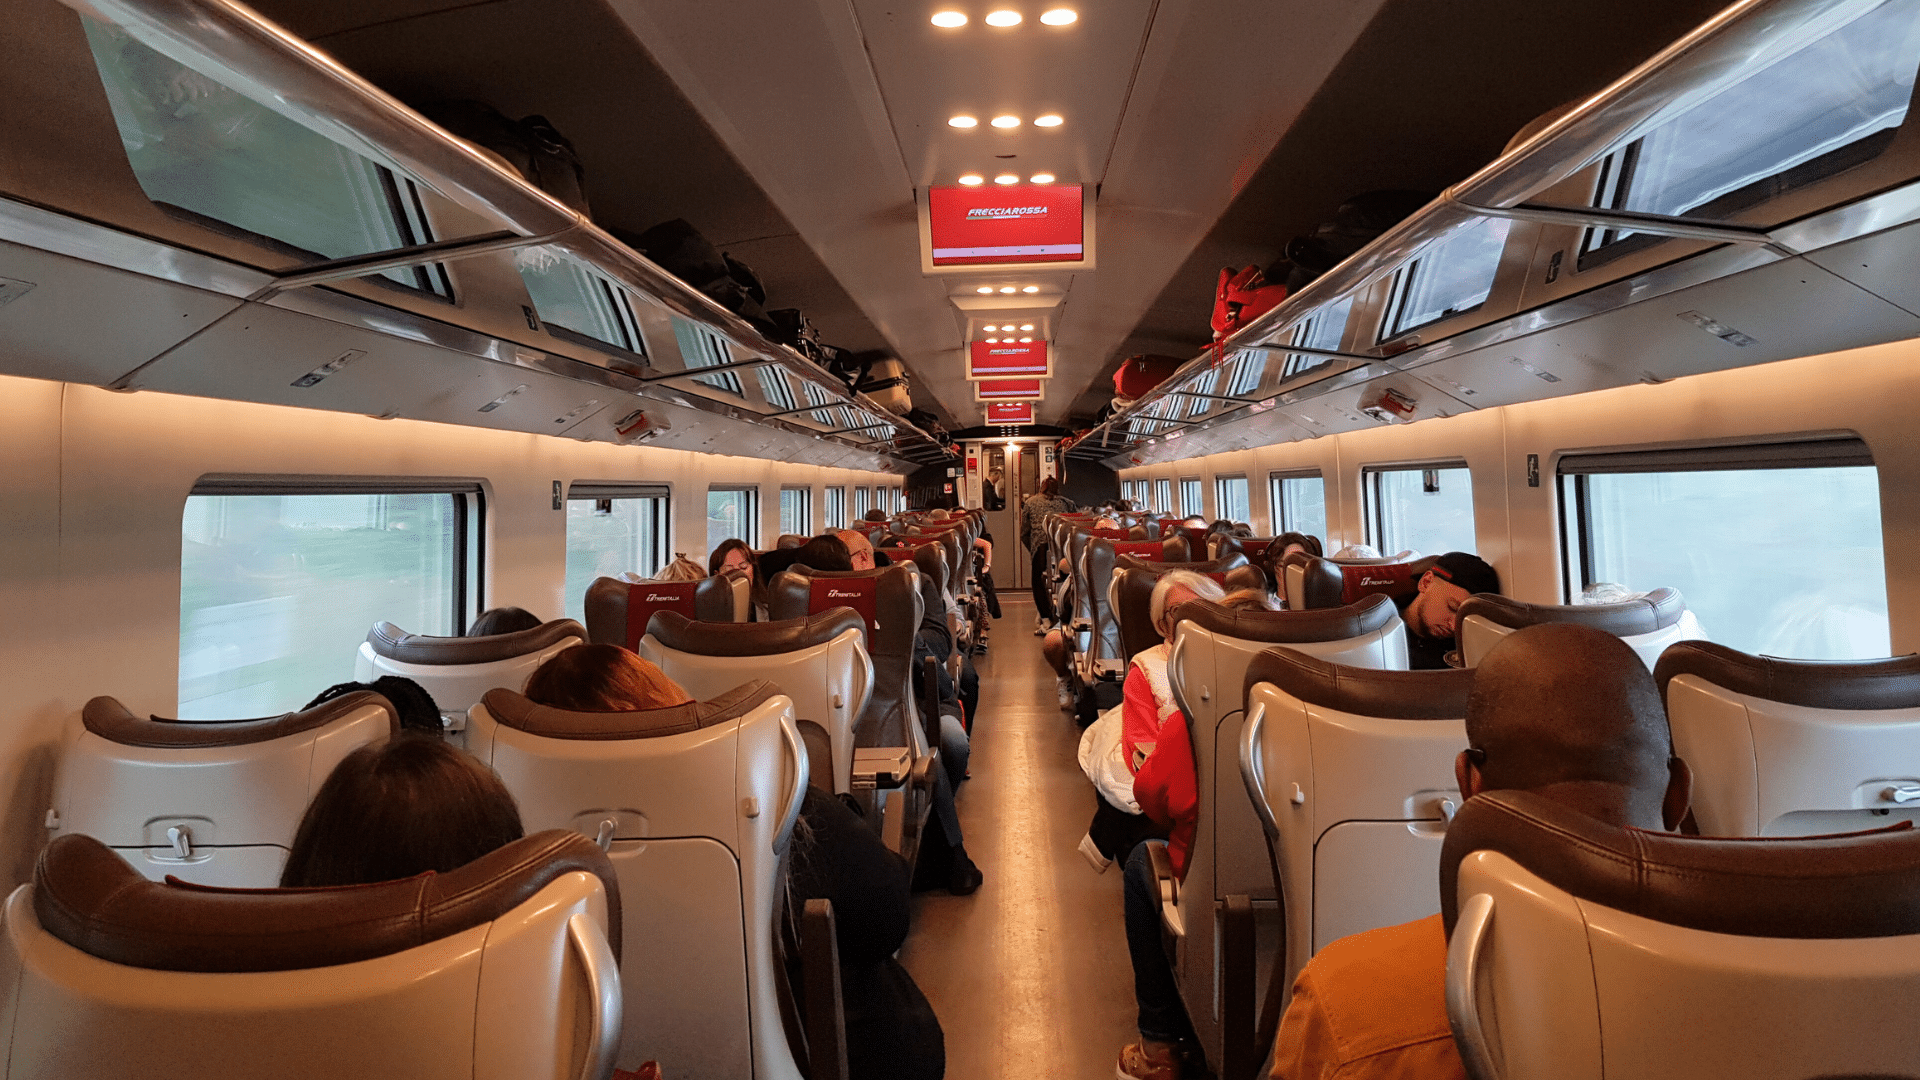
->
[72,0,952,466]
[1076,0,1889,463]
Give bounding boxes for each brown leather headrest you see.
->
[482,680,779,740]
[767,566,919,653]
[365,620,585,665]
[1459,588,1686,638]
[35,830,621,972]
[1283,552,1433,609]
[584,575,737,649]
[1243,646,1474,720]
[1174,593,1398,644]
[646,609,863,657]
[1116,553,1249,577]
[1440,790,1920,940]
[1654,640,1920,712]
[82,693,398,749]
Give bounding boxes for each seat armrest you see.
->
[1094,658,1126,680]
[852,747,912,790]
[1146,841,1183,937]
[800,899,850,1080]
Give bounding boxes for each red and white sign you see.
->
[923,184,1091,270]
[975,378,1045,401]
[968,340,1050,379]
[986,402,1034,425]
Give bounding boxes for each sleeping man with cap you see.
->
[1267,623,1692,1080]
[1395,552,1501,670]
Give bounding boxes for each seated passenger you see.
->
[1219,588,1278,612]
[469,606,543,636]
[710,538,770,621]
[304,675,443,739]
[1115,572,1227,1078]
[655,553,707,582]
[1257,533,1323,597]
[795,534,855,573]
[788,788,947,1080]
[1266,623,1692,1080]
[1576,581,1639,605]
[836,529,892,570]
[776,533,809,550]
[1331,543,1381,560]
[1396,552,1500,670]
[279,734,523,887]
[863,508,890,524]
[524,643,691,710]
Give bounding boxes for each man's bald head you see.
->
[1462,623,1687,831]
[835,530,875,571]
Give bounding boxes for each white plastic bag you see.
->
[1077,703,1139,814]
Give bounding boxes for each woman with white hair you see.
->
[1114,569,1225,1079]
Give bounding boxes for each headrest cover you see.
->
[811,578,878,647]
[623,581,700,651]
[1116,553,1249,577]
[1654,640,1920,712]
[1244,646,1474,720]
[365,620,586,666]
[646,609,863,657]
[34,830,620,972]
[82,693,398,749]
[1340,562,1418,605]
[1111,540,1170,561]
[1441,790,1920,939]
[482,680,779,741]
[1459,589,1686,639]
[1173,593,1398,644]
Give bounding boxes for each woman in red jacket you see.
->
[1117,570,1226,1080]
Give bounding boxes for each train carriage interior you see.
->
[8,0,1920,1076]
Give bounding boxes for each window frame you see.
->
[780,486,813,537]
[824,486,848,530]
[1267,469,1325,536]
[706,483,761,549]
[1377,217,1512,344]
[1179,476,1204,518]
[1362,460,1475,555]
[567,481,671,585]
[1556,437,1876,602]
[1154,478,1173,515]
[1214,474,1250,526]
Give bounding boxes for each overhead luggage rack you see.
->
[1087,0,1920,468]
[10,0,950,469]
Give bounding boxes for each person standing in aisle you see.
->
[1021,475,1076,635]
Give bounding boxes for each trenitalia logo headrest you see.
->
[827,588,866,599]
[965,206,1048,219]
[644,593,686,603]
[1357,575,1396,588]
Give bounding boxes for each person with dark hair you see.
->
[305,676,443,739]
[280,734,524,888]
[863,508,890,524]
[792,534,855,573]
[1264,623,1692,1080]
[524,644,692,711]
[1258,532,1324,596]
[1020,475,1076,634]
[469,606,543,636]
[710,537,770,620]
[1396,552,1501,670]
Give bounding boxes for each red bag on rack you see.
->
[1113,355,1185,400]
[1211,265,1288,341]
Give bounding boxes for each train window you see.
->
[1268,471,1327,540]
[672,319,747,396]
[1222,349,1264,398]
[1280,297,1355,379]
[1559,439,1887,659]
[518,248,645,355]
[565,483,670,620]
[706,485,759,550]
[780,486,812,536]
[1154,478,1173,515]
[851,486,869,520]
[1215,475,1250,525]
[1365,463,1476,555]
[758,367,799,413]
[824,486,848,530]
[178,482,481,719]
[1380,218,1511,342]
[81,20,452,299]
[1179,477,1203,517]
[1580,0,1920,266]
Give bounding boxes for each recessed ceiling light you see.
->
[957,173,984,186]
[985,9,1022,25]
[1021,285,1040,293]
[990,115,1021,129]
[999,286,1016,294]
[931,10,968,26]
[976,286,995,294]
[983,324,998,331]
[1033,113,1063,127]
[1029,172,1056,184]
[948,115,978,128]
[1019,336,1033,342]
[1020,323,1034,331]
[994,173,1020,185]
[1040,7,1076,24]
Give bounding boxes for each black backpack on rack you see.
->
[414,100,591,216]
[626,219,771,329]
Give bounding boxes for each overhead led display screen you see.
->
[986,402,1035,425]
[920,184,1094,273]
[975,378,1044,401]
[968,340,1051,379]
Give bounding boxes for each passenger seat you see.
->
[1456,588,1698,669]
[584,571,746,649]
[356,617,584,741]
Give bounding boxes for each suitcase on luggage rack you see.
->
[630,219,770,326]
[1212,265,1288,341]
[415,100,591,216]
[1114,355,1184,400]
[856,353,912,415]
